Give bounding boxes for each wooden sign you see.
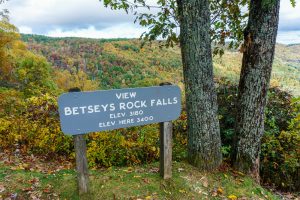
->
[58,86,181,135]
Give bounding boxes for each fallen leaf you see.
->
[10,193,18,199]
[237,178,244,183]
[217,187,224,195]
[201,177,209,188]
[178,168,184,172]
[212,191,218,197]
[163,189,171,194]
[0,185,5,193]
[228,194,238,200]
[149,167,159,173]
[22,163,30,170]
[237,171,245,176]
[22,187,34,192]
[123,167,134,173]
[179,189,186,193]
[28,178,39,184]
[145,196,152,200]
[43,189,51,193]
[142,178,150,184]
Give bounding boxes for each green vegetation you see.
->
[0,160,281,200]
[21,34,300,96]
[1,28,299,198]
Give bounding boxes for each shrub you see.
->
[173,112,188,161]
[261,97,300,191]
[1,82,298,191]
[0,92,73,156]
[87,126,160,168]
[216,81,299,191]
[0,91,160,166]
[217,82,295,158]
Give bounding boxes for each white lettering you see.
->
[110,104,115,111]
[88,105,94,113]
[116,92,137,99]
[150,99,155,106]
[64,107,72,116]
[127,102,134,109]
[130,92,136,98]
[116,93,122,99]
[156,99,162,106]
[110,113,126,119]
[101,104,108,112]
[94,105,100,112]
[140,100,147,108]
[119,103,126,110]
[119,118,134,125]
[72,107,79,115]
[173,97,178,104]
[79,106,87,114]
[99,121,116,128]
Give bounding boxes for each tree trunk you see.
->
[233,0,280,178]
[177,0,222,170]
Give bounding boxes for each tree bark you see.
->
[177,0,222,170]
[233,0,280,178]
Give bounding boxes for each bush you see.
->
[173,112,188,161]
[217,82,299,191]
[261,97,300,191]
[1,82,298,191]
[0,91,160,166]
[87,125,160,168]
[217,82,295,158]
[0,92,73,156]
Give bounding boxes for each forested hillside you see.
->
[1,29,299,199]
[2,0,300,195]
[21,34,300,96]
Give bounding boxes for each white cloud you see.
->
[4,0,135,33]
[47,24,146,39]
[277,30,300,44]
[18,26,32,34]
[279,0,300,31]
[1,0,300,43]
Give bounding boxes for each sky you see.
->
[1,0,300,44]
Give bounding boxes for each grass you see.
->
[0,161,281,200]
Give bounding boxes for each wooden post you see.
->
[159,82,173,179]
[69,88,89,194]
[74,134,89,194]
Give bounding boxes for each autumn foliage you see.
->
[1,20,299,191]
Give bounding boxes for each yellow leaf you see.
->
[217,187,224,194]
[237,171,245,176]
[18,164,25,170]
[145,196,152,200]
[179,189,186,193]
[228,194,238,200]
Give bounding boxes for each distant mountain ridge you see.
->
[21,34,300,96]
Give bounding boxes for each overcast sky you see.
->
[1,0,300,44]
